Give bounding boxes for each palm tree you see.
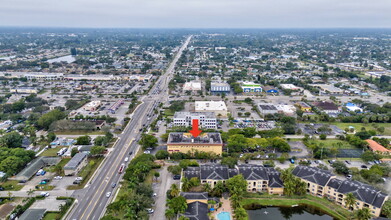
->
[345,193,356,210]
[27,189,34,198]
[203,183,211,193]
[170,184,180,198]
[165,208,176,220]
[212,181,225,197]
[181,178,191,192]
[354,208,371,220]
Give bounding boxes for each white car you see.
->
[75,177,83,181]
[124,157,129,162]
[40,192,50,197]
[144,150,151,154]
[146,208,154,214]
[54,176,63,180]
[106,192,111,198]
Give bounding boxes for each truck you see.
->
[57,147,68,156]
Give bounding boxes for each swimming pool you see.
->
[217,212,231,220]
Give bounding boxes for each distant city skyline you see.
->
[1,0,391,28]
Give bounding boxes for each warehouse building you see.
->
[195,101,228,117]
[257,103,279,115]
[210,82,231,95]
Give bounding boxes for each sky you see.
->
[1,0,390,28]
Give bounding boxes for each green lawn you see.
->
[164,109,174,117]
[40,146,64,157]
[312,139,356,149]
[42,212,60,220]
[45,158,71,174]
[67,157,103,190]
[0,180,24,191]
[331,122,391,135]
[242,195,351,220]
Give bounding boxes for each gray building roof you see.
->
[211,82,230,92]
[14,157,60,181]
[200,165,229,180]
[327,178,388,208]
[181,201,209,220]
[258,103,278,110]
[64,153,88,170]
[292,166,335,186]
[180,192,209,200]
[18,209,46,220]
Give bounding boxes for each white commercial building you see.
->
[183,81,202,91]
[82,101,101,111]
[195,101,228,117]
[280,84,302,91]
[173,112,217,129]
[276,105,297,116]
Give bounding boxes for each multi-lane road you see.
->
[66,35,192,220]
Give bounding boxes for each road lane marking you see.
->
[81,139,135,220]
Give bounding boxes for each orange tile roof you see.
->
[365,139,391,153]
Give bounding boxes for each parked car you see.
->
[173,175,181,180]
[40,192,50,197]
[146,208,154,214]
[54,176,63,180]
[345,160,351,165]
[111,183,116,188]
[124,157,129,162]
[361,165,368,169]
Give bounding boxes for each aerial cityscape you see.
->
[0,1,390,220]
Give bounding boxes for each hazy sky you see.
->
[1,0,390,28]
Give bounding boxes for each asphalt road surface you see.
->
[66,35,192,220]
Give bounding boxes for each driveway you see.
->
[30,197,66,211]
[151,165,180,220]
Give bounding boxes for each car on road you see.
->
[128,151,133,155]
[361,165,368,169]
[124,157,129,162]
[144,150,151,154]
[173,175,181,180]
[345,160,351,165]
[152,193,157,197]
[106,192,111,198]
[146,208,154,214]
[111,183,117,188]
[54,176,63,180]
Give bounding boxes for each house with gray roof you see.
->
[64,153,88,176]
[18,209,46,220]
[180,201,209,220]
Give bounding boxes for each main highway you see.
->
[66,35,192,220]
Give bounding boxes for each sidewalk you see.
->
[213,196,233,220]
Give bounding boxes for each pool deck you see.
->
[213,197,233,220]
